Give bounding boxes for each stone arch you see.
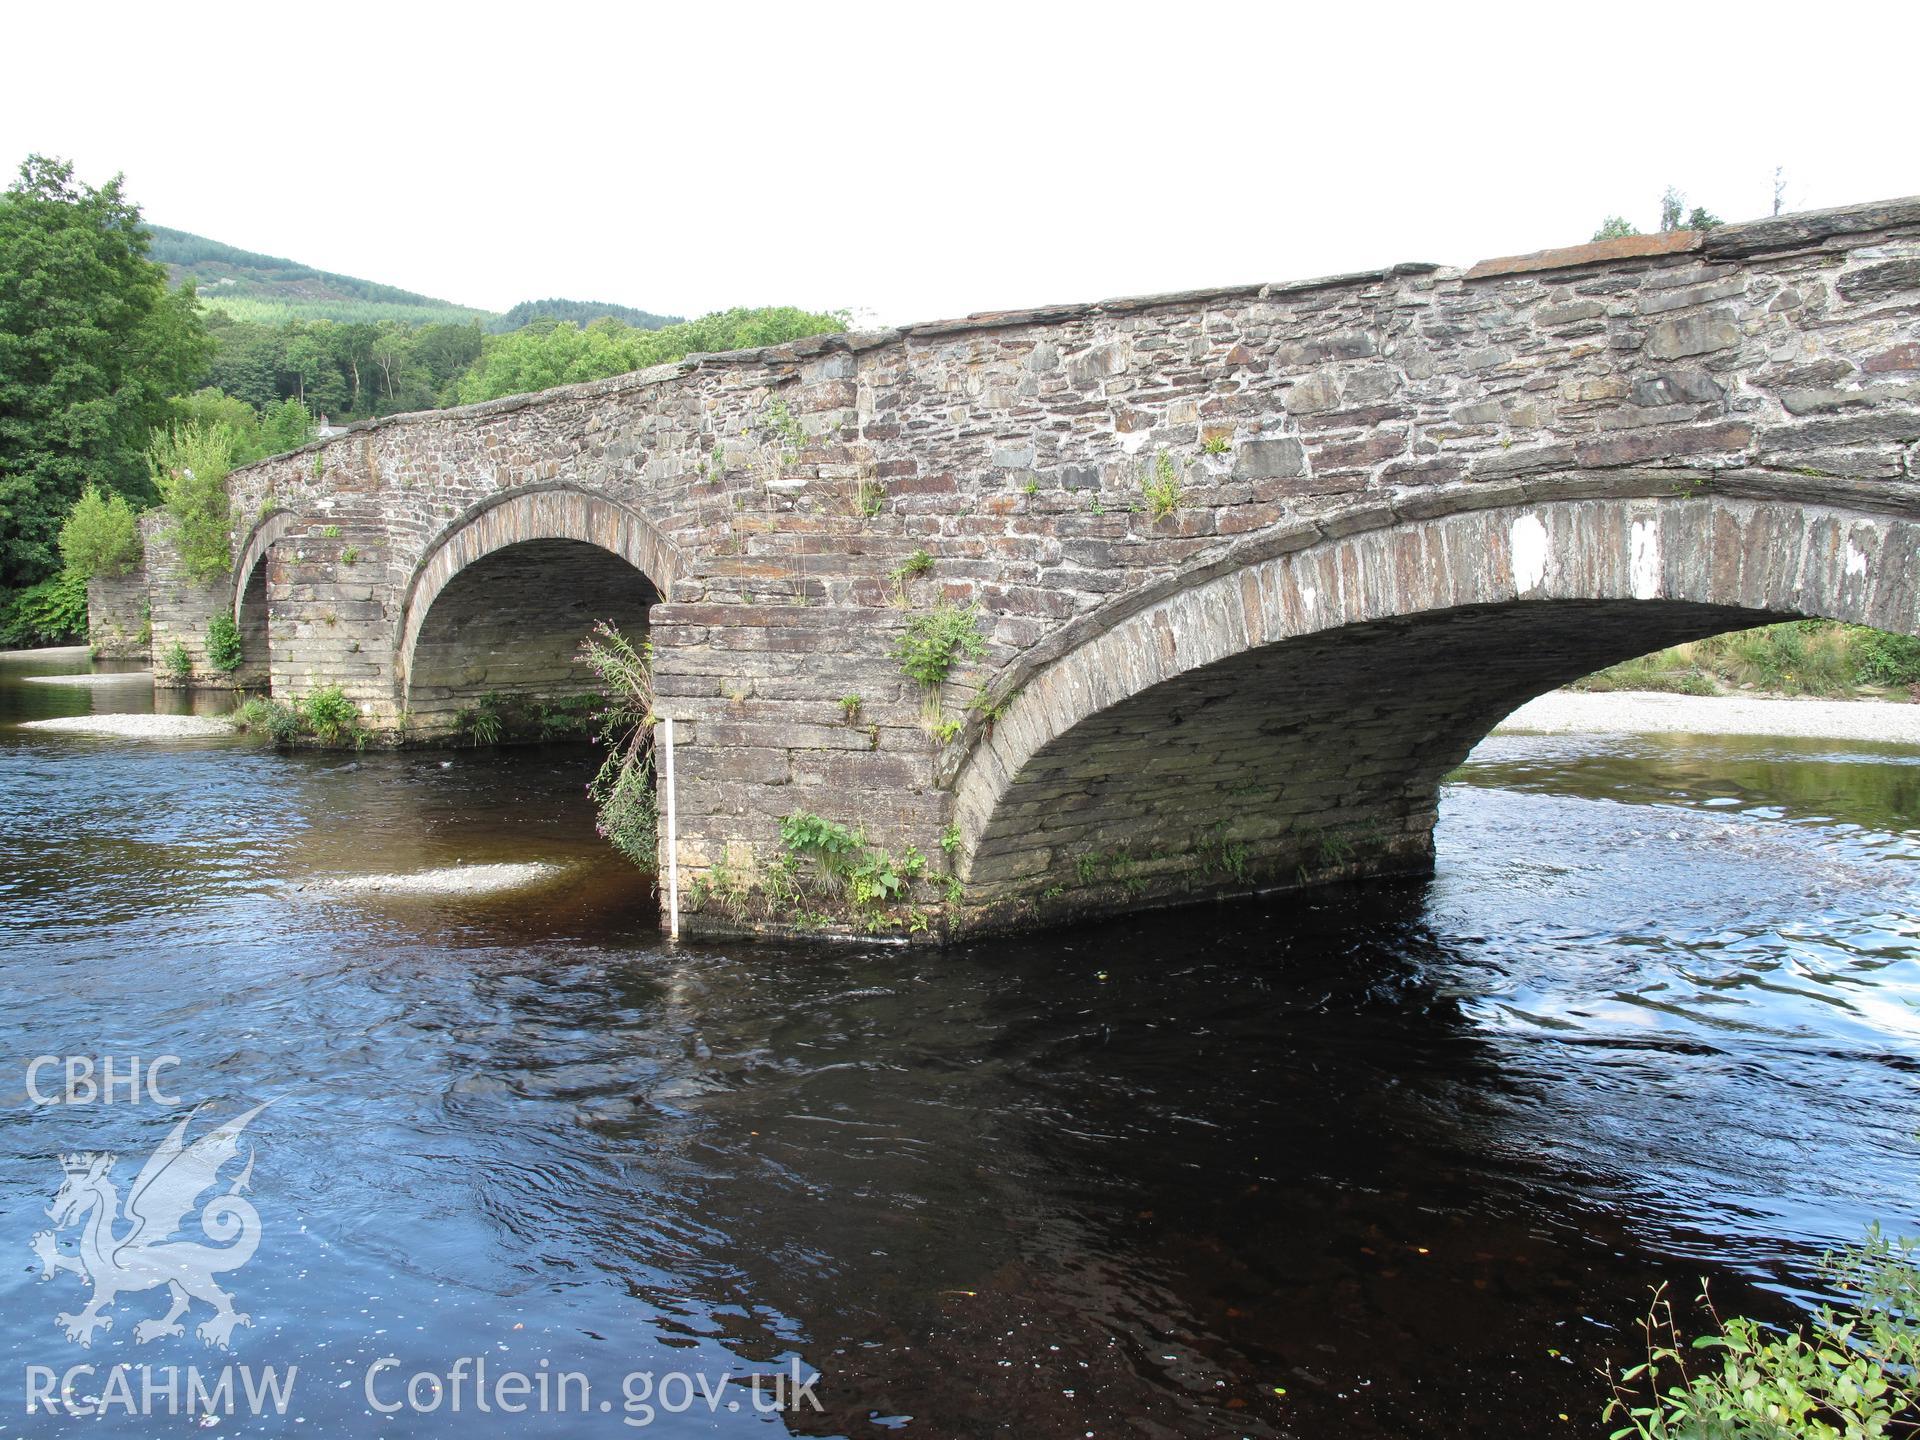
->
[948,494,1920,933]
[227,509,299,689]
[395,486,683,727]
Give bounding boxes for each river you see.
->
[1,646,1916,1438]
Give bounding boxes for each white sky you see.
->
[5,1,1917,328]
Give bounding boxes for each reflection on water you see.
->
[0,647,1916,1438]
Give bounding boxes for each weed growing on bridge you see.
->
[930,717,963,743]
[1201,434,1231,456]
[887,549,934,604]
[319,524,341,538]
[1144,453,1184,521]
[162,640,193,681]
[204,614,243,674]
[894,604,987,690]
[856,479,886,517]
[340,546,360,566]
[773,812,931,933]
[579,621,658,870]
[837,693,863,721]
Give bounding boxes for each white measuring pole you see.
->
[661,716,680,940]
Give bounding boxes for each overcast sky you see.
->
[5,1,1916,327]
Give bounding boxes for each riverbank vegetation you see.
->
[1603,1228,1920,1437]
[1577,621,1920,699]
[231,686,369,748]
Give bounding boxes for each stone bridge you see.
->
[127,197,1920,941]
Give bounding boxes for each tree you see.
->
[57,484,142,578]
[1592,186,1722,244]
[0,155,211,590]
[149,419,237,581]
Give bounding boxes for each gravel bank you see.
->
[1495,690,1920,743]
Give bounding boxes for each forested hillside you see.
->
[0,153,846,644]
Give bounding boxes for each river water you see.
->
[1,647,1916,1438]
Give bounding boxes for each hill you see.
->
[146,226,678,331]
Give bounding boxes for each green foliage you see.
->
[1593,186,1723,245]
[58,485,142,578]
[930,717,964,742]
[1602,1228,1920,1440]
[461,693,504,746]
[453,691,601,747]
[939,823,961,855]
[894,603,987,689]
[891,549,934,583]
[1201,434,1231,456]
[776,812,930,933]
[1858,630,1920,688]
[491,298,678,333]
[1145,452,1184,519]
[838,693,863,720]
[204,613,243,673]
[161,639,192,680]
[0,156,211,592]
[1578,621,1920,699]
[340,545,360,566]
[230,695,298,744]
[579,621,658,870]
[0,570,88,645]
[148,421,236,580]
[229,687,366,747]
[298,685,364,747]
[257,397,315,457]
[453,308,848,405]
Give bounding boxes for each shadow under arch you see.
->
[947,493,1920,935]
[394,485,684,730]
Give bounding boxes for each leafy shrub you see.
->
[778,812,927,932]
[894,604,987,688]
[1603,1227,1920,1439]
[1858,629,1920,688]
[149,421,237,581]
[204,614,243,673]
[230,696,302,745]
[58,486,143,579]
[161,640,193,680]
[0,572,89,646]
[298,685,363,747]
